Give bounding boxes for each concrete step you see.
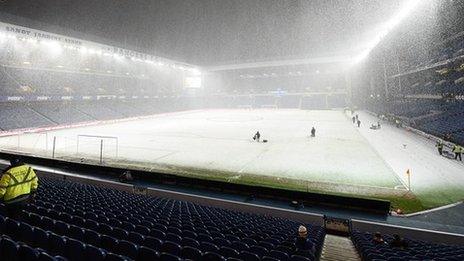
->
[320,235,361,261]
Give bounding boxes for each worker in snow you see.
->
[436,140,444,156]
[453,144,462,161]
[253,131,261,142]
[311,127,316,137]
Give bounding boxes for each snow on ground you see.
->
[4,108,464,207]
[0,109,400,191]
[356,111,464,207]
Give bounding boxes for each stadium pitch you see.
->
[2,109,464,213]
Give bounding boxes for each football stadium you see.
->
[0,0,464,260]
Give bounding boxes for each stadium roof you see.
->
[0,0,425,66]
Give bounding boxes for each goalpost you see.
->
[76,135,119,164]
[0,132,48,153]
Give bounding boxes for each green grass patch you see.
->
[58,156,431,214]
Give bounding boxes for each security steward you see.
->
[436,140,444,156]
[0,157,38,219]
[453,144,463,161]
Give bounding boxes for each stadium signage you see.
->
[7,96,22,101]
[1,21,197,71]
[113,47,150,60]
[0,95,183,103]
[4,24,82,46]
[96,95,117,100]
[36,96,50,101]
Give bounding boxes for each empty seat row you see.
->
[1,176,325,260]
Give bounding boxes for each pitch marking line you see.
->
[403,201,463,217]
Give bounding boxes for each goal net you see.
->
[0,132,48,154]
[76,135,119,162]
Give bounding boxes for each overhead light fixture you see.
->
[352,0,422,64]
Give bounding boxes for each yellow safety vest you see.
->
[0,165,38,202]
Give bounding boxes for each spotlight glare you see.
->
[352,0,422,64]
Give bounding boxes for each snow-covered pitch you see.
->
[2,109,464,209]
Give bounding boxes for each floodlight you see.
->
[190,68,202,76]
[26,38,38,44]
[352,0,422,64]
[41,40,63,54]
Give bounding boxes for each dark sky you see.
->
[0,0,410,66]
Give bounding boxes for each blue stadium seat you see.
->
[48,233,66,256]
[128,232,145,245]
[84,229,101,247]
[165,233,182,244]
[101,235,119,253]
[137,246,159,261]
[110,227,129,239]
[32,228,49,249]
[201,251,226,261]
[143,236,162,251]
[219,246,239,258]
[18,222,34,243]
[269,250,289,260]
[182,237,200,248]
[149,229,166,240]
[11,177,329,261]
[239,250,260,261]
[68,225,85,241]
[4,218,20,238]
[182,230,197,239]
[290,254,313,261]
[38,252,56,261]
[250,245,269,257]
[18,244,39,260]
[160,241,182,256]
[104,252,130,261]
[0,237,19,261]
[116,240,138,259]
[198,233,214,243]
[159,253,182,261]
[231,241,249,252]
[262,257,280,261]
[65,238,86,261]
[200,241,220,253]
[181,246,203,260]
[84,245,107,261]
[214,238,231,248]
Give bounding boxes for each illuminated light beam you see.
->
[41,40,63,54]
[352,0,421,64]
